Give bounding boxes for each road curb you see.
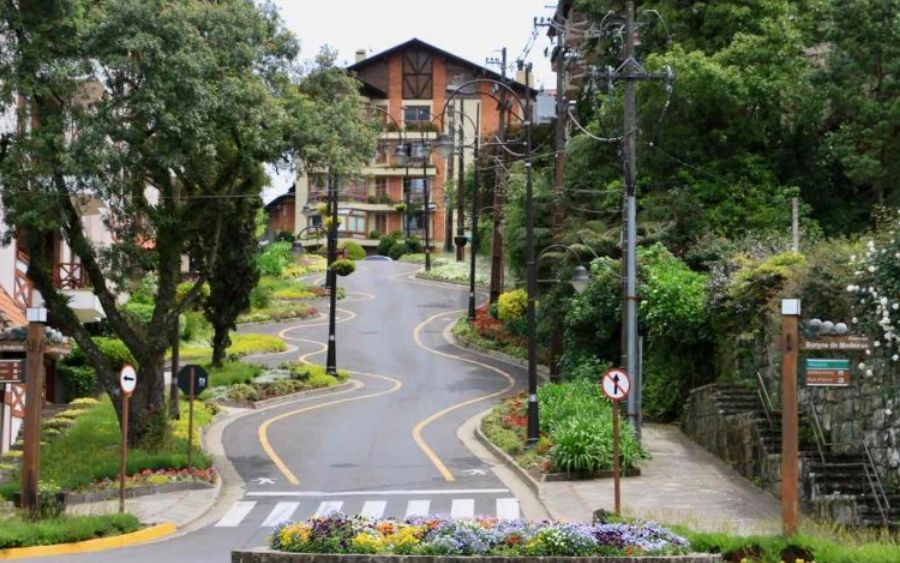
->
[446,318,550,381]
[0,522,176,560]
[473,420,543,498]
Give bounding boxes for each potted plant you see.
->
[330,259,356,277]
[394,203,407,213]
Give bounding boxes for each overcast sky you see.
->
[263,0,557,202]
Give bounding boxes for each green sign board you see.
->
[805,358,851,387]
[806,359,851,371]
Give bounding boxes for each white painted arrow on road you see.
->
[465,469,488,476]
[254,477,276,485]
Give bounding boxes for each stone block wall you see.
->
[681,384,782,498]
[800,377,900,488]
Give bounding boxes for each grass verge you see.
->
[0,397,213,497]
[177,333,286,361]
[0,513,141,549]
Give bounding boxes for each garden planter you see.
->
[232,551,722,563]
[544,467,642,482]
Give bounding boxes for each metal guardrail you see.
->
[806,402,891,526]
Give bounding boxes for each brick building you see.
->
[292,38,532,250]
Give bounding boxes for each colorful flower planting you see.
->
[270,513,688,557]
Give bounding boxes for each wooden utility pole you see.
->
[21,316,46,513]
[488,47,508,304]
[781,298,801,536]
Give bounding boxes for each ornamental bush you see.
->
[497,288,528,323]
[339,240,366,261]
[257,241,294,277]
[388,240,407,261]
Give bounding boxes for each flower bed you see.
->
[269,513,689,558]
[77,467,217,493]
[482,381,643,478]
[207,362,349,405]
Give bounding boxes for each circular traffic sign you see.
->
[601,368,630,401]
[119,365,137,395]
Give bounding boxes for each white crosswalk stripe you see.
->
[360,500,387,519]
[404,499,430,519]
[262,502,300,527]
[314,501,344,516]
[216,495,522,528]
[215,501,256,527]
[450,498,474,519]
[496,498,520,520]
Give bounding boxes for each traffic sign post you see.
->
[118,365,137,514]
[601,368,631,516]
[177,365,208,468]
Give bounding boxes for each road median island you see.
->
[232,552,721,562]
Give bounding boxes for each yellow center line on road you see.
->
[259,287,402,486]
[411,310,516,482]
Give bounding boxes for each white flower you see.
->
[893,303,899,311]
[868,266,877,273]
[874,340,882,348]
[852,317,859,324]
[866,348,872,355]
[847,285,857,293]
[893,355,899,362]
[867,369,874,376]
[859,362,866,369]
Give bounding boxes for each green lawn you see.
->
[0,397,213,496]
[680,528,900,563]
[0,514,140,549]
[176,333,287,361]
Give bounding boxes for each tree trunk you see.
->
[110,358,167,449]
[211,324,231,369]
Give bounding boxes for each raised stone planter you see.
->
[217,381,355,410]
[232,551,722,563]
[67,480,214,504]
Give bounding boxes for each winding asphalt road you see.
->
[55,261,529,562]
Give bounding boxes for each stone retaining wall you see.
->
[231,551,722,563]
[681,384,782,499]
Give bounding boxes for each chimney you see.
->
[515,69,534,88]
[355,49,366,63]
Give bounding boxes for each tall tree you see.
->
[0,0,343,446]
[203,167,264,369]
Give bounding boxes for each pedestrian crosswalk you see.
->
[213,496,520,528]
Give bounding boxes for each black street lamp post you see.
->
[326,171,338,376]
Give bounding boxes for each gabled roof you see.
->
[348,38,536,96]
[265,187,295,212]
[356,75,387,99]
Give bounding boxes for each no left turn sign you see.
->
[601,368,630,401]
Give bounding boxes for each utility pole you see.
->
[549,20,568,383]
[791,197,800,253]
[592,1,672,442]
[488,47,508,304]
[522,62,540,446]
[21,304,46,513]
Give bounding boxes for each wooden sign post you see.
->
[118,365,137,514]
[601,368,631,516]
[21,314,46,514]
[177,365,208,469]
[781,299,801,536]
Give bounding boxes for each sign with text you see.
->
[805,358,851,387]
[801,335,869,351]
[0,359,25,384]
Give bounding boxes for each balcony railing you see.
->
[55,262,90,289]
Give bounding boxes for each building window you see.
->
[404,105,431,124]
[375,177,388,199]
[309,215,322,228]
[404,177,430,202]
[339,210,366,235]
[375,213,387,234]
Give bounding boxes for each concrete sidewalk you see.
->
[540,424,781,534]
[68,486,218,527]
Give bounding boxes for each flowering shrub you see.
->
[497,289,528,323]
[270,512,687,557]
[848,216,900,374]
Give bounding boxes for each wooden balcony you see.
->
[55,262,90,290]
